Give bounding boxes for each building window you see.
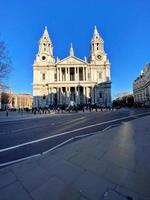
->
[42,73,45,80]
[97,43,99,50]
[54,73,57,81]
[88,73,91,80]
[99,92,102,98]
[106,76,109,81]
[99,72,102,79]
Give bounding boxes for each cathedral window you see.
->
[99,72,102,79]
[42,73,45,80]
[42,56,46,60]
[97,43,99,50]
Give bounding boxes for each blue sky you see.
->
[0,0,150,97]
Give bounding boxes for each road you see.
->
[0,108,150,167]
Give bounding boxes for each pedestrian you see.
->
[6,109,8,117]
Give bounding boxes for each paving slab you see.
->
[73,171,115,200]
[48,160,85,185]
[31,176,80,200]
[121,169,150,197]
[11,162,52,192]
[0,181,32,200]
[103,163,129,185]
[0,171,16,189]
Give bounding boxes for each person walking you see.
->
[6,109,8,117]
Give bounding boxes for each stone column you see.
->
[49,88,51,104]
[91,86,94,104]
[65,87,67,104]
[57,87,60,104]
[67,68,68,81]
[68,68,70,81]
[65,68,67,81]
[84,67,86,81]
[59,68,60,81]
[60,87,62,104]
[83,67,85,81]
[75,67,77,81]
[83,87,86,104]
[51,88,53,105]
[85,87,87,104]
[68,87,70,103]
[85,68,87,81]
[60,67,62,81]
[77,67,79,81]
[57,67,59,81]
[75,87,77,104]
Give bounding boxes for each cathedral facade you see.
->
[33,26,111,108]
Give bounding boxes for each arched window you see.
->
[97,43,99,50]
[42,73,45,80]
[92,44,94,51]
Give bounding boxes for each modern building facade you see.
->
[133,63,150,107]
[33,26,111,108]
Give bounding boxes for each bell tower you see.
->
[34,26,55,65]
[90,26,105,63]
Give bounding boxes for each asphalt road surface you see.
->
[0,108,150,167]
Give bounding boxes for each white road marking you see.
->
[74,133,94,138]
[102,126,112,132]
[0,154,41,167]
[0,112,150,153]
[0,130,101,167]
[42,138,73,155]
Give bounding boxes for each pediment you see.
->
[57,56,87,65]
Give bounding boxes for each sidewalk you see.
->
[0,116,150,200]
[0,109,114,122]
[0,111,58,122]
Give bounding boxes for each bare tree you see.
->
[0,40,11,85]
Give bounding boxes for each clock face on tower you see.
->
[96,54,102,60]
[41,55,47,61]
